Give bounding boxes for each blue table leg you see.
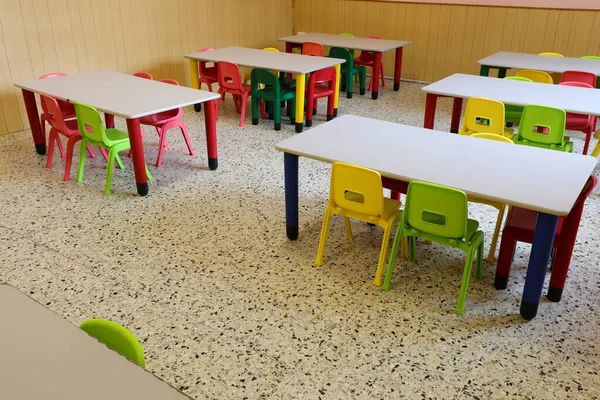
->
[520,212,558,320]
[284,152,299,240]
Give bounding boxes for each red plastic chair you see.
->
[133,72,153,80]
[305,67,337,127]
[216,61,252,127]
[558,80,598,154]
[40,94,106,181]
[495,176,598,302]
[198,48,218,91]
[39,73,77,141]
[138,79,194,167]
[353,36,385,91]
[560,70,596,88]
[302,42,324,57]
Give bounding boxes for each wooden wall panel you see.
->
[0,0,293,134]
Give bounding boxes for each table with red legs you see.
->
[15,71,220,196]
[278,33,411,100]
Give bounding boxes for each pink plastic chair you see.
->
[305,67,337,127]
[216,61,251,127]
[39,73,77,141]
[138,79,194,167]
[302,42,324,57]
[559,80,598,154]
[40,94,107,181]
[560,70,596,88]
[133,72,153,80]
[353,36,385,91]
[198,48,218,91]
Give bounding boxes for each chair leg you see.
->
[274,96,282,131]
[315,206,333,266]
[380,63,385,87]
[374,220,394,286]
[86,145,97,159]
[306,95,314,127]
[344,217,353,240]
[104,147,118,195]
[232,94,241,114]
[326,94,334,121]
[46,129,57,169]
[63,136,80,181]
[476,240,484,279]
[99,148,109,162]
[359,68,366,96]
[382,225,403,290]
[454,242,478,315]
[547,246,575,302]
[56,136,66,159]
[583,124,594,155]
[346,71,354,98]
[76,140,87,183]
[155,125,167,167]
[486,204,506,262]
[238,92,249,127]
[495,233,517,290]
[409,236,417,262]
[179,121,195,156]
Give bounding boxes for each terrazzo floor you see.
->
[1,79,599,400]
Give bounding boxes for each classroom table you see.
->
[421,73,600,132]
[0,284,190,400]
[478,51,600,78]
[278,33,412,100]
[185,47,345,133]
[275,115,597,320]
[15,71,220,196]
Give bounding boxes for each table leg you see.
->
[393,47,403,91]
[423,93,438,129]
[295,73,306,133]
[104,114,115,128]
[371,52,383,100]
[22,89,46,155]
[520,212,559,320]
[450,97,463,134]
[126,118,148,196]
[189,59,202,112]
[284,152,299,240]
[498,68,508,79]
[479,65,490,76]
[203,99,218,170]
[285,42,294,79]
[333,64,341,117]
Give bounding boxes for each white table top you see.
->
[278,33,411,53]
[15,70,220,119]
[0,284,189,400]
[478,51,600,75]
[275,115,597,216]
[423,73,600,117]
[185,46,344,75]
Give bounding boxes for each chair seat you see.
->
[383,198,402,219]
[255,87,295,101]
[280,77,296,88]
[311,85,335,97]
[565,112,592,130]
[466,218,480,242]
[104,128,130,144]
[506,207,565,235]
[140,109,180,126]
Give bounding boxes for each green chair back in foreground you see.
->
[74,102,152,194]
[80,319,146,368]
[382,181,484,315]
[328,47,366,99]
[513,104,572,152]
[251,68,296,131]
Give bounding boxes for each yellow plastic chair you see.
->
[458,98,513,138]
[515,69,554,84]
[538,53,563,83]
[590,129,600,158]
[467,132,513,261]
[315,162,405,286]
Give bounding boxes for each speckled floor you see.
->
[1,79,599,400]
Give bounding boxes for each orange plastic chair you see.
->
[305,67,337,127]
[39,73,77,138]
[515,69,553,84]
[558,80,597,155]
[302,42,324,57]
[354,36,385,91]
[217,61,252,127]
[133,72,153,80]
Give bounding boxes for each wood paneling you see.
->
[295,0,600,80]
[0,0,293,134]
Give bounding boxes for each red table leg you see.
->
[450,97,463,134]
[126,118,148,196]
[203,99,218,170]
[424,93,438,129]
[393,47,403,91]
[371,52,383,100]
[22,89,46,155]
[105,114,115,128]
[285,42,294,79]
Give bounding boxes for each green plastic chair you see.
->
[80,319,146,368]
[329,47,366,99]
[503,76,533,125]
[580,56,600,88]
[382,181,484,315]
[74,102,152,194]
[251,68,296,131]
[513,104,572,152]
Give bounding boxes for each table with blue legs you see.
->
[275,115,597,320]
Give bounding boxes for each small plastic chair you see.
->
[315,162,405,286]
[495,176,597,302]
[329,47,366,99]
[458,97,509,137]
[591,130,600,158]
[383,181,484,315]
[539,52,564,83]
[39,73,76,137]
[512,104,572,152]
[133,72,153,80]
[503,76,533,125]
[470,132,514,143]
[216,62,252,127]
[139,79,195,166]
[251,68,295,131]
[515,69,554,84]
[302,42,324,57]
[80,319,146,368]
[558,80,597,155]
[305,67,337,127]
[74,102,152,195]
[580,56,600,88]
[560,70,597,88]
[197,47,218,90]
[354,36,385,91]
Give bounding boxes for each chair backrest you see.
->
[560,175,598,240]
[515,69,553,84]
[263,47,280,52]
[40,72,67,79]
[74,102,109,145]
[560,70,596,87]
[516,104,567,148]
[80,319,146,368]
[462,97,506,136]
[330,162,384,217]
[198,47,218,78]
[471,132,514,143]
[581,55,600,60]
[39,73,75,116]
[251,68,280,93]
[539,52,563,57]
[339,33,354,37]
[504,76,533,82]
[404,181,468,239]
[159,78,179,86]
[308,66,336,88]
[218,61,244,91]
[559,81,593,89]
[329,47,353,67]
[40,94,68,132]
[133,72,153,80]
[302,42,324,57]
